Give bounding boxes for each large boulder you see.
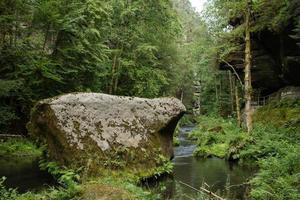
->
[28,93,185,176]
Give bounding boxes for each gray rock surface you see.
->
[28,93,185,175]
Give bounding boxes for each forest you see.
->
[0,0,300,199]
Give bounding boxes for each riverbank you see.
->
[190,99,300,199]
[0,138,170,200]
[167,125,254,199]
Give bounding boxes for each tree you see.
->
[203,0,255,131]
[244,0,253,132]
[0,0,184,134]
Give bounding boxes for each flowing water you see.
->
[153,126,256,200]
[0,126,256,199]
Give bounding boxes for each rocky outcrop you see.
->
[220,33,300,95]
[220,1,300,96]
[27,93,185,175]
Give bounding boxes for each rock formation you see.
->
[28,93,185,175]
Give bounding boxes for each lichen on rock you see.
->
[27,93,185,175]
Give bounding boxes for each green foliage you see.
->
[0,177,19,200]
[173,136,180,146]
[39,160,80,188]
[236,124,300,199]
[190,116,249,159]
[178,115,195,127]
[0,138,42,157]
[0,176,80,200]
[97,175,160,200]
[192,109,300,199]
[0,0,185,134]
[138,154,174,180]
[250,146,300,200]
[102,147,129,169]
[253,99,300,136]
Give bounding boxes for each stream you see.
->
[0,126,256,199]
[153,126,256,200]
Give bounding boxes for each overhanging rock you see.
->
[28,93,185,175]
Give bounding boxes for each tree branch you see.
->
[220,58,244,87]
[178,181,226,200]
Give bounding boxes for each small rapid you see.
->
[174,126,197,157]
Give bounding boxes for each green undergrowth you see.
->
[0,143,172,200]
[135,154,174,180]
[0,160,164,200]
[0,138,42,158]
[253,98,300,127]
[246,98,300,199]
[189,115,249,159]
[190,99,300,199]
[178,114,195,127]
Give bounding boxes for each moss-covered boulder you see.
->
[27,93,185,175]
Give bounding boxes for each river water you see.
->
[154,126,256,200]
[0,126,255,199]
[0,156,55,192]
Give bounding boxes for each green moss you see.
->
[191,115,248,159]
[0,159,161,200]
[254,99,300,127]
[173,136,180,146]
[0,138,42,158]
[178,114,195,126]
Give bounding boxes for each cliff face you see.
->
[220,8,300,96]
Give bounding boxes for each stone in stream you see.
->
[27,93,185,176]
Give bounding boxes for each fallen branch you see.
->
[0,134,23,138]
[225,182,249,189]
[220,58,244,87]
[178,181,226,200]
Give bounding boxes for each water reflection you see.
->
[154,126,256,200]
[0,156,55,193]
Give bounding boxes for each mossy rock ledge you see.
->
[27,93,185,176]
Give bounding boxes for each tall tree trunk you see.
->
[215,74,219,102]
[215,74,220,114]
[43,24,50,51]
[112,47,123,94]
[109,54,117,94]
[235,79,242,127]
[244,0,253,133]
[113,59,119,94]
[180,88,184,102]
[228,71,234,114]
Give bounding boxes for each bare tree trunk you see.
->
[235,79,242,127]
[113,59,119,94]
[244,0,253,133]
[43,24,50,51]
[112,46,123,94]
[109,54,117,94]
[228,71,234,114]
[215,74,219,102]
[180,88,184,102]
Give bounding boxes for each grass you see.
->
[0,138,42,158]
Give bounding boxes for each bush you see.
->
[250,146,300,200]
[190,115,249,159]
